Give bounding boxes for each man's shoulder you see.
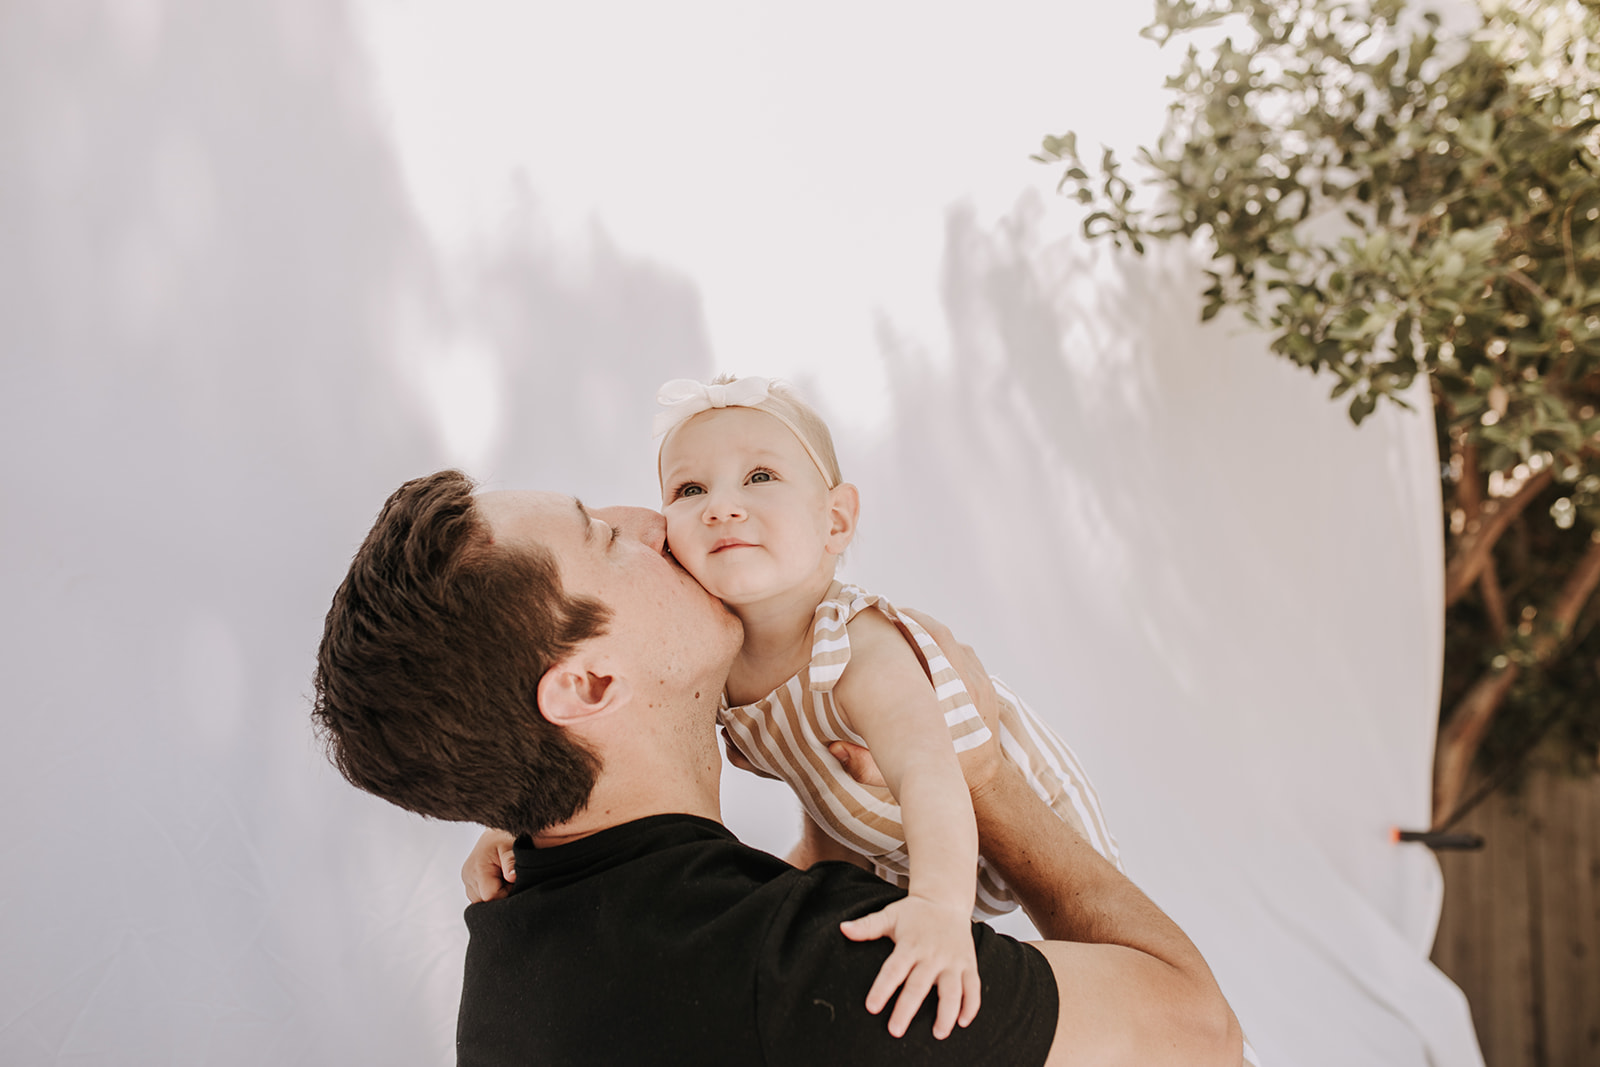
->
[752,863,1059,1067]
[460,815,806,1064]
[459,818,1057,1067]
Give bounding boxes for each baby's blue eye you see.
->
[678,484,705,498]
[749,471,772,483]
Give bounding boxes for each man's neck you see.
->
[531,793,722,848]
[531,719,724,847]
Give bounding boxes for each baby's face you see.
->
[659,406,844,608]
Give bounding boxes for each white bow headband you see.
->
[654,377,838,488]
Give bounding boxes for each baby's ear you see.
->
[825,483,860,555]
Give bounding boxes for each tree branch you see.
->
[1531,535,1600,657]
[1444,467,1555,606]
[1453,440,1509,639]
[1479,565,1509,644]
[1456,438,1482,515]
[1504,267,1553,305]
[1433,536,1600,825]
[1563,198,1579,294]
[1433,662,1520,827]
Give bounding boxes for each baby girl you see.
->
[650,374,1121,1037]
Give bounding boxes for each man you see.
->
[314,470,1243,1066]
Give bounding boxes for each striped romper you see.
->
[719,580,1122,919]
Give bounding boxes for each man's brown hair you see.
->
[312,470,609,836]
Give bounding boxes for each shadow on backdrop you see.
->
[832,191,1467,1066]
[0,2,710,1063]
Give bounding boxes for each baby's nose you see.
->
[703,489,746,521]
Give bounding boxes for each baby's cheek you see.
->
[663,514,692,556]
[667,541,730,600]
[663,524,706,572]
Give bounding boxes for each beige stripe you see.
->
[872,862,911,891]
[809,650,849,672]
[1018,712,1109,830]
[974,865,1014,917]
[895,613,984,733]
[1005,687,1120,863]
[949,722,991,754]
[795,688,907,840]
[815,692,865,748]
[770,683,904,856]
[766,684,885,855]
[814,606,847,636]
[991,682,1121,868]
[808,599,851,689]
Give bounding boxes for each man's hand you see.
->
[462,828,518,903]
[840,894,982,1039]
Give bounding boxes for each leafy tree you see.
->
[1039,0,1600,824]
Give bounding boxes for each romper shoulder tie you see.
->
[807,581,877,692]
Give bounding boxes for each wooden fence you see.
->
[1431,763,1600,1067]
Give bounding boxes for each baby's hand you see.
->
[462,828,517,902]
[839,895,981,1039]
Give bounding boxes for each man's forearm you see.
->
[971,764,1243,1067]
[970,766,1174,948]
[787,811,873,871]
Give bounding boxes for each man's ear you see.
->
[537,657,631,728]
[824,483,860,556]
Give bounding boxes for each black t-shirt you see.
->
[457,813,1058,1066]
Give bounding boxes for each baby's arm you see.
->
[831,607,981,1040]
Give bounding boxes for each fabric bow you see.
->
[653,376,774,439]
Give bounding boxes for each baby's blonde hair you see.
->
[707,373,842,487]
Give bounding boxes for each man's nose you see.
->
[596,505,667,551]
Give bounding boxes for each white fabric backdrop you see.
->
[1,2,1482,1064]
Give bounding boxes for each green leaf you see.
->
[1349,392,1378,424]
[1395,314,1416,363]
